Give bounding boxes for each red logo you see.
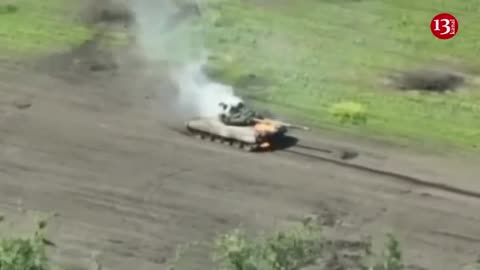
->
[430,13,458,39]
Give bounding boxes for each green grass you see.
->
[168,218,406,270]
[329,101,368,125]
[197,0,480,150]
[0,0,92,58]
[0,215,52,270]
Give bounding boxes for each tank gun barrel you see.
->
[253,118,311,131]
[280,122,311,131]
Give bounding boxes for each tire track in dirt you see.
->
[279,146,480,199]
[0,65,479,270]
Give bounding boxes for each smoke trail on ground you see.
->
[129,0,242,118]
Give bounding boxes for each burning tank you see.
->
[185,117,310,152]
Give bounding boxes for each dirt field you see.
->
[1,2,480,267]
[0,50,479,270]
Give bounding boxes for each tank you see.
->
[185,117,309,152]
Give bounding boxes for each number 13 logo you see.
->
[430,13,458,40]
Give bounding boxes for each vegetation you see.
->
[0,216,52,270]
[195,0,480,150]
[212,222,324,270]
[0,4,18,15]
[464,261,480,270]
[329,101,368,125]
[0,0,91,59]
[1,215,479,270]
[165,219,408,270]
[374,233,403,270]
[210,221,409,270]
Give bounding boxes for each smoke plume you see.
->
[129,0,242,118]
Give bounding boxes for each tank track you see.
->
[186,126,260,152]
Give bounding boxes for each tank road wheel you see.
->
[193,131,205,140]
[231,140,243,149]
[243,144,257,152]
[187,127,201,139]
[220,137,230,145]
[231,141,256,152]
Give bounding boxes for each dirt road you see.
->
[0,60,479,270]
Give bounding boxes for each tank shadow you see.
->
[269,135,299,151]
[294,144,359,160]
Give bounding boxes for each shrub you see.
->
[372,233,404,270]
[210,221,412,270]
[0,216,53,270]
[463,257,480,270]
[212,220,324,270]
[329,101,368,124]
[0,4,18,15]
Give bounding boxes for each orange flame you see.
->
[253,119,281,136]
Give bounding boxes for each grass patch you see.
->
[169,219,407,270]
[0,4,18,15]
[212,223,325,270]
[464,260,480,270]
[0,0,92,58]
[196,0,480,150]
[0,213,477,270]
[329,101,368,125]
[0,215,53,270]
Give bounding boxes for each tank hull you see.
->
[185,117,277,152]
[186,118,257,143]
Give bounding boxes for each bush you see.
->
[210,220,415,270]
[0,216,53,270]
[212,221,324,270]
[372,233,404,270]
[0,4,18,15]
[463,257,480,270]
[3,212,477,270]
[329,101,368,125]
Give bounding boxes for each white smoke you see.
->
[129,0,243,118]
[169,59,243,117]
